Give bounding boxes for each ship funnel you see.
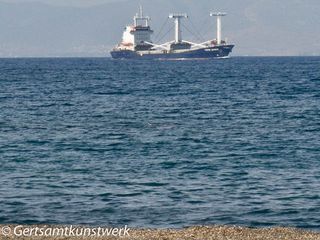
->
[169,13,188,43]
[210,12,227,45]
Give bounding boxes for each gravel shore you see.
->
[1,225,320,240]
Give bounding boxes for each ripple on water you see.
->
[0,57,320,229]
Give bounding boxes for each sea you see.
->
[0,57,319,230]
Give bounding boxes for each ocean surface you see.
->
[0,57,319,230]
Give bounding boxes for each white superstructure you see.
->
[118,6,153,50]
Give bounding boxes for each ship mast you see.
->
[139,5,143,18]
[210,12,227,45]
[169,14,188,43]
[134,5,150,27]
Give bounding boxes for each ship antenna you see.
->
[139,4,143,17]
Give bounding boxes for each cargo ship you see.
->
[110,7,234,60]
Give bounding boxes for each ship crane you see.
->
[210,12,227,45]
[169,14,188,43]
[141,11,230,51]
[143,41,174,51]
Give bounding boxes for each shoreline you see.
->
[1,225,320,240]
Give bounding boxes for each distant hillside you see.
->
[0,0,319,57]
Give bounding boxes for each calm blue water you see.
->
[0,57,320,230]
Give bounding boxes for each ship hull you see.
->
[110,45,234,60]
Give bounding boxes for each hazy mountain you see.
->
[0,0,319,57]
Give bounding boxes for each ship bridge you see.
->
[120,6,153,51]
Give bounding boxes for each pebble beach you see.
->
[1,225,320,240]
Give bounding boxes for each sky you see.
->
[0,0,123,7]
[0,0,319,57]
